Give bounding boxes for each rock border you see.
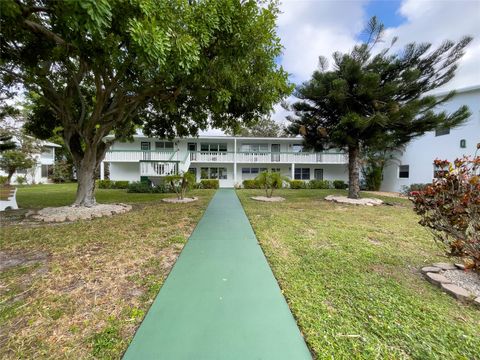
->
[28,203,132,223]
[162,197,198,204]
[325,195,383,206]
[251,196,285,202]
[421,263,480,307]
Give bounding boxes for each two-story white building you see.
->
[381,85,480,192]
[103,135,349,187]
[0,139,61,184]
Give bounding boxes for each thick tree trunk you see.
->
[348,145,360,199]
[6,171,14,185]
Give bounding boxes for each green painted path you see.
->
[123,189,311,359]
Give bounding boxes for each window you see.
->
[140,142,151,150]
[460,139,467,148]
[399,165,409,178]
[155,141,174,150]
[271,168,281,173]
[200,167,227,179]
[240,144,268,152]
[242,167,267,174]
[435,127,450,136]
[433,165,447,179]
[41,147,54,159]
[200,143,227,152]
[294,168,310,180]
[41,164,52,178]
[16,168,27,174]
[292,144,304,153]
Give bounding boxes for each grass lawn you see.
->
[238,189,480,360]
[0,183,215,359]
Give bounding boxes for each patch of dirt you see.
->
[0,250,49,272]
[251,196,285,202]
[158,243,184,274]
[162,197,198,203]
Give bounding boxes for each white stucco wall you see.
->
[109,163,140,182]
[381,87,480,192]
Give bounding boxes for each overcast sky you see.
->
[205,0,480,135]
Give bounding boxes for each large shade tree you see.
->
[286,17,472,198]
[0,0,291,206]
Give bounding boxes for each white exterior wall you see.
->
[109,163,141,182]
[381,87,480,192]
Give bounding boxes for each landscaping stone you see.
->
[425,272,451,286]
[454,263,465,270]
[421,266,441,274]
[432,262,457,270]
[441,283,472,302]
[251,196,285,202]
[162,197,198,203]
[30,203,132,222]
[324,195,383,206]
[474,297,480,307]
[443,269,480,298]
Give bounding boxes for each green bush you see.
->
[289,180,306,189]
[16,175,27,185]
[333,180,348,189]
[200,179,219,189]
[309,179,330,189]
[126,181,167,193]
[97,179,113,189]
[243,179,261,189]
[0,176,8,185]
[112,180,129,189]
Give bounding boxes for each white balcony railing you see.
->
[104,150,347,164]
[104,151,175,162]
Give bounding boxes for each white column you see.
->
[291,163,295,180]
[100,161,105,180]
[233,138,237,185]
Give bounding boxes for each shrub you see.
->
[112,181,129,189]
[333,180,348,189]
[309,179,330,189]
[289,180,306,189]
[255,171,285,198]
[97,179,113,189]
[16,175,27,185]
[200,179,219,189]
[165,172,195,199]
[411,151,480,271]
[51,160,73,183]
[0,176,8,185]
[126,181,168,193]
[400,183,429,196]
[243,179,261,189]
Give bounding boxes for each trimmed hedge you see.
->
[126,181,172,193]
[97,180,130,189]
[289,180,306,189]
[333,180,348,189]
[243,179,261,189]
[199,179,219,189]
[309,180,330,189]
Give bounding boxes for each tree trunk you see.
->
[74,157,98,207]
[6,170,14,185]
[348,145,360,199]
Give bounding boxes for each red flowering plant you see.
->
[410,144,480,271]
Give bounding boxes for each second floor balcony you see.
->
[104,150,348,164]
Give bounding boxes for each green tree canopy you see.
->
[227,117,283,137]
[286,17,472,198]
[1,0,291,206]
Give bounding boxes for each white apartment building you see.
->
[0,140,61,184]
[382,85,480,192]
[103,135,349,187]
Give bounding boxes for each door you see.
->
[141,141,151,160]
[188,143,197,161]
[271,144,280,162]
[314,169,324,180]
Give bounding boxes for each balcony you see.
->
[104,150,348,164]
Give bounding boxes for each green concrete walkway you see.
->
[123,189,311,359]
